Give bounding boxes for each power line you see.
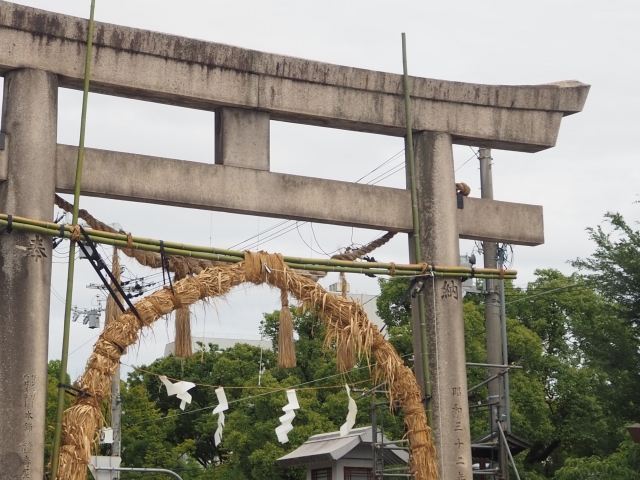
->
[309,223,332,256]
[226,149,406,252]
[504,284,584,305]
[364,159,405,185]
[354,149,404,183]
[69,333,102,357]
[228,218,291,250]
[368,163,405,185]
[455,148,479,173]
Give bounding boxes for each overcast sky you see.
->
[3,0,638,380]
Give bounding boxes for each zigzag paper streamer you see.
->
[275,389,300,444]
[212,387,228,446]
[339,384,357,437]
[159,375,196,411]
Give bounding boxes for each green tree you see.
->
[45,360,71,464]
[376,269,630,478]
[122,306,406,480]
[554,432,640,480]
[571,212,640,424]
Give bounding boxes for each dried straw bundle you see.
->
[104,249,121,327]
[278,289,296,368]
[335,272,355,372]
[58,252,438,480]
[174,306,193,358]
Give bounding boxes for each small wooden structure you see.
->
[277,426,408,480]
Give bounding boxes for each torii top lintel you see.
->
[0,1,588,153]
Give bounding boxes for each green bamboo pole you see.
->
[0,214,520,278]
[402,32,433,427]
[0,217,518,280]
[50,1,96,477]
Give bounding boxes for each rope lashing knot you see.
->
[244,251,286,285]
[126,232,133,249]
[390,262,396,276]
[455,182,471,196]
[419,263,428,275]
[69,224,82,242]
[371,334,387,352]
[499,268,506,280]
[166,287,183,310]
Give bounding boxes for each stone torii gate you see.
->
[0,2,588,479]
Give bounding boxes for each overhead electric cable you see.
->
[227,148,406,252]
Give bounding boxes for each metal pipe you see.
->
[50,1,96,477]
[468,372,505,394]
[92,467,183,479]
[497,421,522,480]
[402,33,433,427]
[466,362,522,369]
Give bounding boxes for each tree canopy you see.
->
[116,306,404,480]
[43,211,640,479]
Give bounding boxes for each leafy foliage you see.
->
[41,212,640,479]
[118,306,405,480]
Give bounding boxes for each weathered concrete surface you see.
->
[0,1,589,152]
[215,107,270,170]
[55,144,413,232]
[458,197,544,246]
[413,132,472,480]
[0,69,57,480]
[55,145,544,244]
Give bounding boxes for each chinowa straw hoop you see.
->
[57,252,438,480]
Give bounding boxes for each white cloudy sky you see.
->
[3,1,638,380]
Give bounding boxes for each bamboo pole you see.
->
[0,217,517,280]
[402,33,434,428]
[50,1,96,478]
[0,213,516,276]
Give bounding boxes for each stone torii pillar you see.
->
[410,132,472,480]
[0,69,58,479]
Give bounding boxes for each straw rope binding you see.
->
[57,252,438,480]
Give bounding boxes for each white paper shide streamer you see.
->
[275,389,300,444]
[339,384,357,437]
[159,375,196,411]
[212,387,229,446]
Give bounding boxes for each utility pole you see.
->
[110,364,121,478]
[479,148,509,479]
[104,250,122,479]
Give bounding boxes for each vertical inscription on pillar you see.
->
[441,280,459,300]
[21,374,36,479]
[452,386,466,479]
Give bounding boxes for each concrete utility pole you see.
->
[479,148,508,479]
[0,69,58,479]
[110,362,122,477]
